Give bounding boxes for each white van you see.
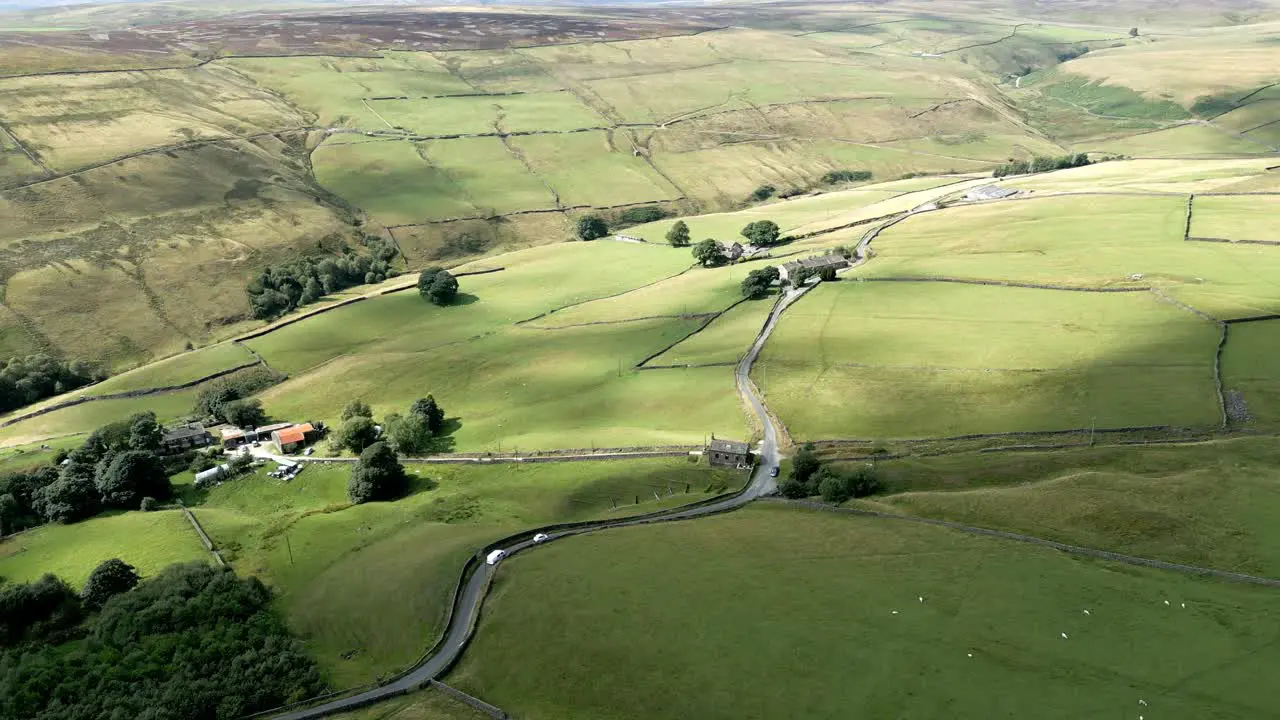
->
[485,549,506,566]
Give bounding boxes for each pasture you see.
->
[860,436,1280,577]
[188,457,743,685]
[0,509,209,586]
[1190,194,1280,242]
[647,295,775,367]
[1220,320,1280,427]
[84,341,258,395]
[756,280,1221,439]
[0,388,199,447]
[448,503,1280,720]
[864,193,1280,319]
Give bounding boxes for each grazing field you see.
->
[331,689,487,720]
[1058,38,1280,106]
[860,436,1280,577]
[0,509,208,586]
[528,264,737,328]
[312,139,480,225]
[648,295,775,367]
[1220,321,1280,427]
[449,503,1280,720]
[1190,194,1280,242]
[188,458,743,686]
[0,387,199,446]
[84,341,258,395]
[509,131,680,207]
[756,281,1221,439]
[865,192,1280,319]
[1083,123,1268,157]
[373,92,604,135]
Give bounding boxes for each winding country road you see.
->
[273,282,801,719]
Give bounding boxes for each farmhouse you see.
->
[160,423,213,454]
[707,436,751,468]
[780,254,849,281]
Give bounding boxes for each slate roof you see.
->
[162,424,208,442]
[708,438,750,455]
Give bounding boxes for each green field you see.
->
[374,92,605,135]
[510,131,680,207]
[1084,123,1268,157]
[757,280,1221,439]
[449,503,1280,720]
[0,509,208,586]
[332,688,487,720]
[84,341,258,395]
[860,436,1280,577]
[865,193,1280,319]
[648,295,775,367]
[1221,320,1280,427]
[0,388,199,446]
[1190,194,1280,241]
[186,458,743,685]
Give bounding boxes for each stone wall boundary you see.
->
[429,681,508,719]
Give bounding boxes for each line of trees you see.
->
[247,236,400,320]
[0,412,174,533]
[192,365,280,427]
[0,561,324,719]
[0,353,104,414]
[778,443,881,503]
[993,153,1091,178]
[334,396,449,457]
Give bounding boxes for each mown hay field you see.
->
[757,280,1221,439]
[1083,123,1267,157]
[449,503,1280,720]
[186,458,742,686]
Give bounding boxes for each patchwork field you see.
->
[449,503,1280,720]
[1190,193,1280,242]
[1221,321,1280,427]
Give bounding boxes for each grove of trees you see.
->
[0,561,325,720]
[0,412,175,533]
[192,366,281,426]
[0,353,104,414]
[418,267,459,306]
[335,396,449,455]
[247,236,400,320]
[993,153,1091,178]
[777,443,881,503]
[616,205,668,226]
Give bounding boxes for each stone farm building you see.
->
[780,254,849,281]
[159,423,213,454]
[965,184,1017,201]
[707,437,751,468]
[272,423,318,454]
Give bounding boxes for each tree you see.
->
[790,266,814,286]
[1129,27,1139,37]
[749,184,776,202]
[222,398,267,428]
[692,239,726,267]
[300,277,323,304]
[127,412,162,453]
[337,416,379,454]
[32,471,99,524]
[790,442,821,491]
[227,452,254,476]
[741,266,780,299]
[96,451,169,509]
[818,265,838,282]
[741,220,781,246]
[0,573,82,647]
[347,442,408,504]
[576,215,609,241]
[410,395,446,435]
[80,559,140,611]
[817,467,852,503]
[341,399,372,421]
[383,412,432,455]
[778,476,809,499]
[665,220,691,248]
[426,271,459,306]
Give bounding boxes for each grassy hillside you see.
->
[449,503,1280,720]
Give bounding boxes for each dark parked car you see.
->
[769,466,779,477]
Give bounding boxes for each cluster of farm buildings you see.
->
[159,420,322,456]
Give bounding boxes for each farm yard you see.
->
[0,2,1279,719]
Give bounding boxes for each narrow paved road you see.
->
[272,282,801,719]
